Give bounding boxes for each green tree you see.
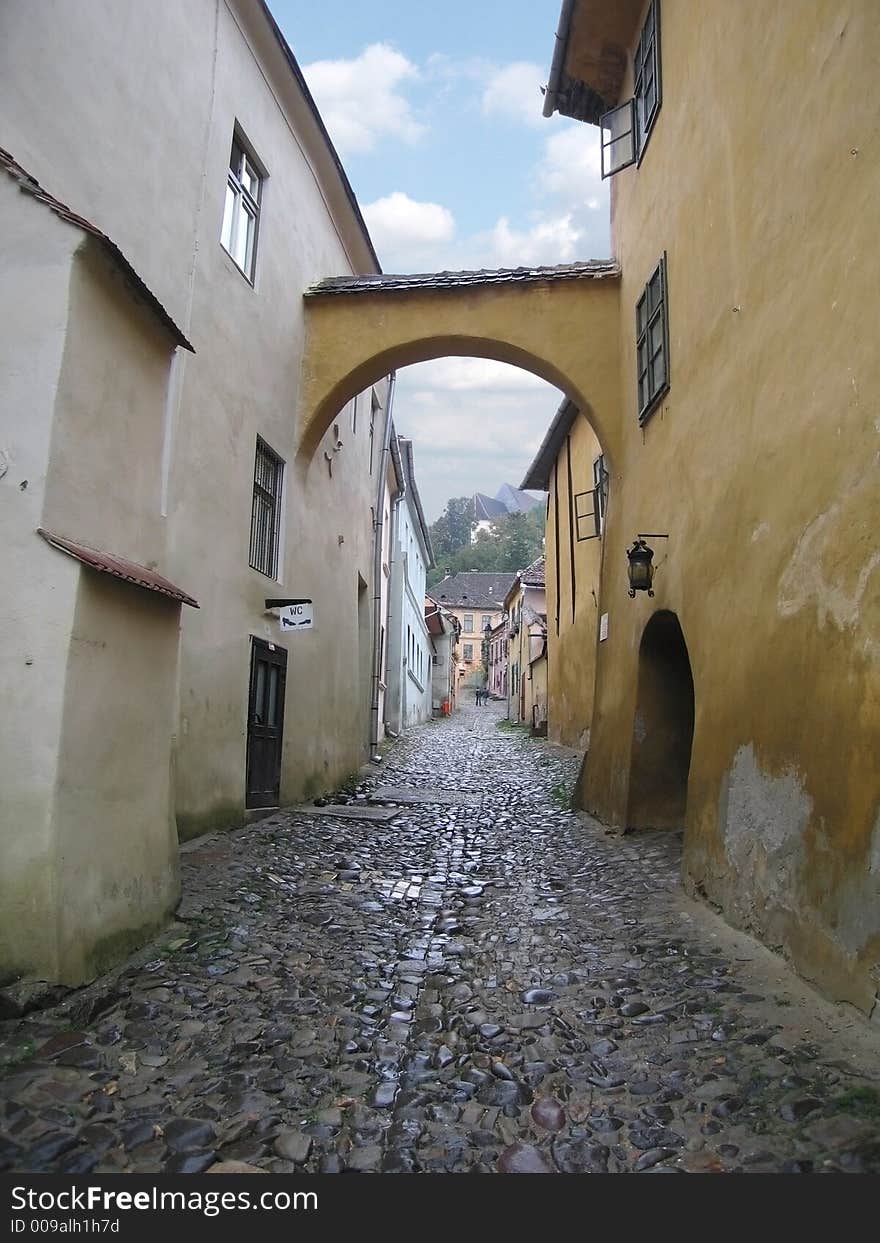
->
[426,498,545,588]
[429,496,473,558]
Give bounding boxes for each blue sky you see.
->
[271,1,611,520]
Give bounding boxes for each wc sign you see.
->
[278,600,314,631]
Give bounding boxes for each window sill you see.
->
[407,669,425,693]
[220,244,256,288]
[638,381,670,428]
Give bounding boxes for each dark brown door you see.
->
[246,637,287,808]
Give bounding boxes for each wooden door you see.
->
[246,637,287,808]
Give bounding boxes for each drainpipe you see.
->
[369,376,400,757]
[383,434,406,739]
[543,0,575,117]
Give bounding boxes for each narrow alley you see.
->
[2,700,879,1176]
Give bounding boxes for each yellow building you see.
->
[522,401,605,749]
[429,572,516,688]
[503,558,548,729]
[537,0,880,1012]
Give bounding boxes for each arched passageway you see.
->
[297,262,622,470]
[626,611,695,831]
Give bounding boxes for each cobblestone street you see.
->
[2,698,879,1175]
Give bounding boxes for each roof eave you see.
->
[520,397,580,490]
[253,0,381,273]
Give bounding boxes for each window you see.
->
[463,643,473,662]
[463,614,474,633]
[250,438,283,577]
[636,255,670,423]
[594,455,609,533]
[600,0,662,178]
[369,389,381,474]
[481,614,492,631]
[221,131,262,280]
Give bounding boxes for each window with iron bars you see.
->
[221,131,263,281]
[250,438,283,578]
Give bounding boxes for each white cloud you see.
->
[302,43,425,156]
[393,359,562,520]
[408,357,548,393]
[488,213,582,266]
[481,61,548,128]
[363,193,455,264]
[539,125,604,211]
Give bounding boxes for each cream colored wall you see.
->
[0,1,386,836]
[44,241,172,561]
[376,456,396,738]
[573,0,880,1010]
[53,571,181,983]
[546,423,604,748]
[0,186,183,982]
[0,189,80,980]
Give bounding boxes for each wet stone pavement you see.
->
[2,698,880,1175]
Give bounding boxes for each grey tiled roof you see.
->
[521,398,581,490]
[521,555,546,587]
[306,259,619,297]
[430,572,517,609]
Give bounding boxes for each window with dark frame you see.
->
[573,455,609,542]
[249,438,283,578]
[221,131,263,280]
[594,455,609,533]
[600,0,662,178]
[636,254,670,423]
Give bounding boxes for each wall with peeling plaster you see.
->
[561,0,880,1013]
[545,420,604,750]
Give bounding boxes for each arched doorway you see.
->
[626,611,695,831]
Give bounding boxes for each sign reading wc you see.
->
[279,601,314,631]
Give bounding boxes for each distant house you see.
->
[385,438,434,733]
[425,601,458,715]
[486,616,509,701]
[430,571,517,685]
[504,557,548,729]
[471,484,544,540]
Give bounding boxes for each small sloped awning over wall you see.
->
[37,528,199,608]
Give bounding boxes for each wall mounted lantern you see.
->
[626,534,668,598]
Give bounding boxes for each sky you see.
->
[270,1,611,521]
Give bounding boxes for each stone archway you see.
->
[626,611,695,831]
[297,262,622,470]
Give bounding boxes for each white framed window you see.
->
[221,131,263,281]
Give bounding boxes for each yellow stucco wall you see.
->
[299,276,623,468]
[570,0,880,1011]
[546,422,604,748]
[444,605,501,684]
